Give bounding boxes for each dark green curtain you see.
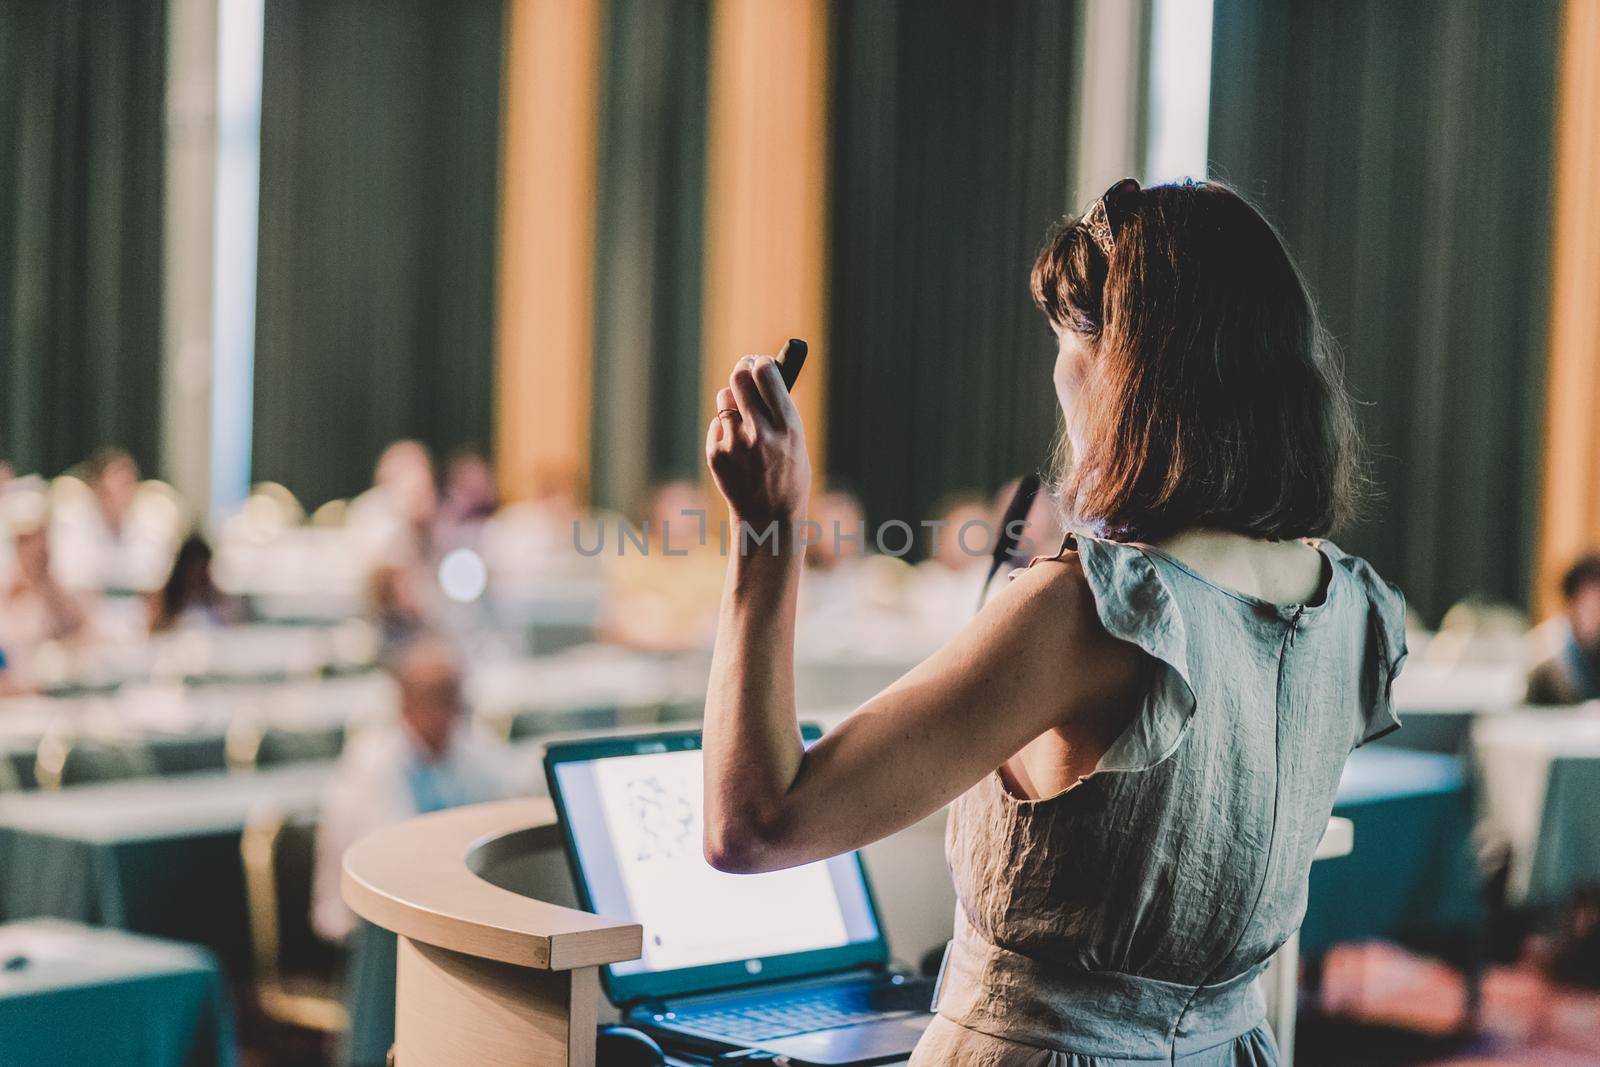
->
[0,0,166,477]
[252,0,503,508]
[589,0,711,514]
[1209,0,1559,622]
[826,0,1078,543]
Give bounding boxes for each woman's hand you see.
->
[705,355,812,530]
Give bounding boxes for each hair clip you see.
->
[1085,199,1116,258]
[1085,177,1141,258]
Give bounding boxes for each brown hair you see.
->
[1561,553,1600,602]
[1031,180,1362,543]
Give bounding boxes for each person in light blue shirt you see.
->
[1527,554,1600,705]
[313,634,528,941]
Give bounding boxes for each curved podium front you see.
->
[342,799,643,1066]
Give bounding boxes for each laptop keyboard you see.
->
[669,982,916,1042]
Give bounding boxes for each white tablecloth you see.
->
[1473,705,1600,905]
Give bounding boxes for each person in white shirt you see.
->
[0,514,93,689]
[346,440,439,567]
[50,448,177,592]
[312,634,527,942]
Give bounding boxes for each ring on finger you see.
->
[716,407,741,418]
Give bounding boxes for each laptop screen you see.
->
[545,728,888,1004]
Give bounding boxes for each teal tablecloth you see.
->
[0,765,330,973]
[0,919,236,1066]
[341,921,397,1067]
[1301,748,1483,956]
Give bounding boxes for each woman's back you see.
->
[699,180,1397,1066]
[920,533,1406,1064]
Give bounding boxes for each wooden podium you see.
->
[343,799,642,1066]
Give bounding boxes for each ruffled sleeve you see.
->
[1323,543,1409,747]
[1065,533,1200,773]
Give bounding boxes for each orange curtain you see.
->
[1536,0,1600,617]
[701,0,830,482]
[494,0,603,503]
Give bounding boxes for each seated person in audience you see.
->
[599,480,726,651]
[0,516,93,675]
[147,533,242,632]
[348,439,439,564]
[312,635,525,942]
[50,447,164,591]
[1527,553,1600,704]
[432,447,499,555]
[907,492,996,643]
[794,489,913,657]
[366,561,433,653]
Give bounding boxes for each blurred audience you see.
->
[348,439,438,563]
[312,635,524,942]
[907,492,994,644]
[90,447,140,536]
[51,448,178,591]
[794,489,912,657]
[1527,553,1600,704]
[147,533,242,633]
[433,448,499,555]
[600,481,725,651]
[0,514,92,674]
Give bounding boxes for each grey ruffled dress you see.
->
[911,533,1407,1065]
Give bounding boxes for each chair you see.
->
[249,481,306,525]
[241,809,349,1037]
[34,737,157,790]
[0,753,21,792]
[227,720,346,771]
[311,498,349,528]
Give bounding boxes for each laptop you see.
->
[544,727,935,1066]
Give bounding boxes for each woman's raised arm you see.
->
[701,355,1142,874]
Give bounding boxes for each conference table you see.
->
[0,919,236,1067]
[0,673,388,789]
[1474,706,1600,908]
[0,644,709,792]
[29,620,378,696]
[0,763,331,973]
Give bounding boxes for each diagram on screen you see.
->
[593,749,852,971]
[623,773,696,862]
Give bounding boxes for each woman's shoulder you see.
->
[1315,538,1409,662]
[1005,539,1096,618]
[986,543,1149,712]
[1004,536,1171,666]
